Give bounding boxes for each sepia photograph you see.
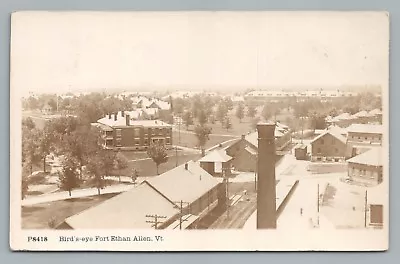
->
[10,11,389,251]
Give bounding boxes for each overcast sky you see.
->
[10,11,389,95]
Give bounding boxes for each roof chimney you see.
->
[108,113,112,119]
[121,111,125,117]
[184,163,188,170]
[114,113,117,121]
[126,114,130,126]
[241,134,245,140]
[257,122,277,229]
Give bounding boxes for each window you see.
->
[143,128,148,135]
[151,128,155,135]
[365,137,368,140]
[134,128,141,137]
[135,139,140,145]
[144,139,148,145]
[166,138,170,144]
[116,129,122,137]
[116,138,122,147]
[358,136,361,140]
[106,139,113,147]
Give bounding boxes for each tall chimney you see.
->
[108,113,112,119]
[125,114,130,126]
[257,122,277,229]
[185,163,188,170]
[114,113,117,121]
[121,111,125,117]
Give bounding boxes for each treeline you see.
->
[170,91,382,137]
[23,93,134,123]
[21,116,130,199]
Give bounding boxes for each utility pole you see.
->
[175,145,178,167]
[174,200,190,230]
[146,214,167,229]
[301,116,304,144]
[254,154,258,192]
[223,169,230,219]
[317,183,320,227]
[178,114,181,144]
[364,190,368,228]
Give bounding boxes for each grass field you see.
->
[22,193,119,229]
[113,153,202,177]
[173,131,238,150]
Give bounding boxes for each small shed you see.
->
[295,144,308,160]
[198,149,233,177]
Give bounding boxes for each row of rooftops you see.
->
[131,96,171,110]
[314,123,384,137]
[63,160,222,229]
[326,109,382,123]
[245,90,362,98]
[96,111,172,129]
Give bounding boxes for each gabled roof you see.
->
[91,122,113,132]
[149,100,171,110]
[347,147,383,166]
[245,146,257,155]
[328,125,348,136]
[145,161,221,204]
[97,112,171,128]
[369,108,382,116]
[244,124,289,147]
[198,149,233,163]
[310,130,347,145]
[332,112,356,121]
[353,110,372,118]
[64,183,179,229]
[347,124,383,134]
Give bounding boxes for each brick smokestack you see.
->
[114,113,117,121]
[125,114,130,126]
[257,122,277,229]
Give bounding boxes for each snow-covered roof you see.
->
[347,147,383,167]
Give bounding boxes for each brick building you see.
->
[347,147,383,186]
[310,130,347,162]
[93,111,173,151]
[345,124,383,158]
